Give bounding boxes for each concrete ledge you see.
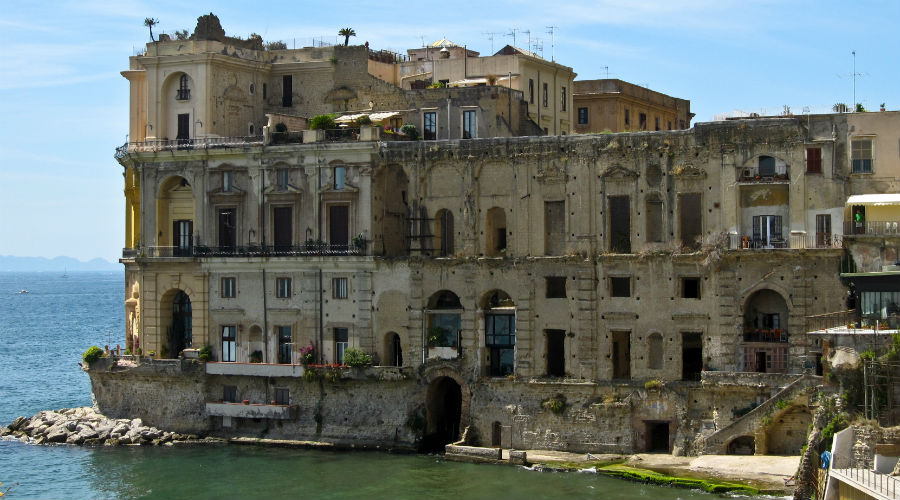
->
[206,362,305,377]
[445,444,502,463]
[206,402,296,419]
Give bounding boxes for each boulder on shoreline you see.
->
[1,407,204,447]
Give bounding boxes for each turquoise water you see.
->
[0,272,729,499]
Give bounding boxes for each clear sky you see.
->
[0,0,897,263]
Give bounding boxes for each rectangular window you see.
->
[542,82,548,107]
[528,79,534,104]
[223,171,233,192]
[639,112,647,130]
[654,116,660,131]
[332,277,348,299]
[678,193,702,250]
[486,314,515,376]
[273,206,293,250]
[223,385,237,403]
[681,277,701,299]
[610,277,631,297]
[276,277,291,298]
[851,139,873,173]
[423,111,437,140]
[667,121,672,130]
[274,388,290,405]
[221,325,236,362]
[277,169,289,190]
[221,277,236,298]
[462,110,476,139]
[262,83,267,99]
[282,75,292,107]
[577,107,588,124]
[608,195,631,253]
[545,277,566,299]
[752,215,783,247]
[334,166,345,190]
[624,109,630,126]
[334,327,349,364]
[546,329,566,377]
[544,200,565,255]
[807,147,822,173]
[277,326,291,364]
[561,87,567,111]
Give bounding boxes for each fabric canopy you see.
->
[846,194,900,206]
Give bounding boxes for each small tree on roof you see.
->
[144,17,159,42]
[338,28,356,46]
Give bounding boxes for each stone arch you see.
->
[158,288,193,358]
[421,366,471,451]
[765,405,812,455]
[160,71,195,141]
[726,435,755,455]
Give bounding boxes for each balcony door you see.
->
[173,220,192,256]
[752,215,782,247]
[176,113,190,146]
[273,206,292,251]
[218,209,236,250]
[329,205,349,249]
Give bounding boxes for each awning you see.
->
[448,76,512,87]
[334,111,401,124]
[846,194,900,206]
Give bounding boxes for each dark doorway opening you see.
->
[329,205,349,249]
[608,195,631,253]
[727,435,756,455]
[421,377,462,453]
[546,329,565,377]
[389,333,403,367]
[612,330,631,379]
[173,219,193,256]
[682,332,703,381]
[491,421,501,448]
[273,206,292,251]
[646,421,670,452]
[218,208,236,249]
[756,351,768,373]
[176,113,191,148]
[169,291,192,356]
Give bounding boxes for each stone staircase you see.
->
[701,374,820,454]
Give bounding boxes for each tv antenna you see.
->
[837,50,867,110]
[482,31,500,53]
[532,38,544,58]
[545,26,558,62]
[506,28,520,48]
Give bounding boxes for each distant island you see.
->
[0,255,120,272]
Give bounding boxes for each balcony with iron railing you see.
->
[736,165,790,183]
[743,327,790,343]
[115,136,264,158]
[727,232,843,250]
[843,220,900,237]
[136,240,369,259]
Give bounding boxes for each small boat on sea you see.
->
[17,289,29,294]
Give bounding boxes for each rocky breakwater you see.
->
[2,407,208,446]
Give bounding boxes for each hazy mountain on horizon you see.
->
[0,255,120,272]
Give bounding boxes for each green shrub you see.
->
[343,348,372,368]
[427,81,445,89]
[303,368,321,382]
[399,124,419,140]
[644,379,663,390]
[309,114,337,130]
[198,345,213,362]
[83,346,104,364]
[775,399,789,410]
[542,394,567,414]
[274,122,288,133]
[427,326,450,347]
[356,115,372,126]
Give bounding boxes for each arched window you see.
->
[426,291,462,359]
[177,74,190,100]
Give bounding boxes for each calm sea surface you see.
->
[0,271,748,499]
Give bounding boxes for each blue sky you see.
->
[0,0,897,263]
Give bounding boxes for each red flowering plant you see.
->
[299,343,316,366]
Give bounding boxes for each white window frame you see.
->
[276,277,291,298]
[851,137,873,173]
[462,109,477,139]
[332,277,348,299]
[221,325,236,362]
[223,171,234,192]
[221,277,236,298]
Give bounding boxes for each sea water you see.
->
[0,271,728,499]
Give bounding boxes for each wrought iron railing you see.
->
[736,165,790,182]
[727,233,843,250]
[806,310,856,333]
[844,220,900,236]
[742,328,790,343]
[140,241,370,258]
[114,136,264,158]
[324,128,360,142]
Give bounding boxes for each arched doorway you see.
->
[742,288,790,373]
[168,290,192,357]
[727,435,756,455]
[384,332,402,367]
[765,406,811,455]
[422,376,462,452]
